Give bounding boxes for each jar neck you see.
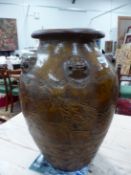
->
[39,40,97,49]
[37,40,100,58]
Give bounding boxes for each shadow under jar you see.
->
[20,29,118,171]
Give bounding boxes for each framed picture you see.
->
[0,18,18,51]
[105,40,113,53]
[124,33,131,44]
[117,16,131,47]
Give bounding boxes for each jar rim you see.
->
[31,28,105,42]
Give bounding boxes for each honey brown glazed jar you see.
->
[20,29,118,171]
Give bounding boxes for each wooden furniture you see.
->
[117,64,131,98]
[0,66,20,112]
[8,69,21,81]
[7,69,21,112]
[0,65,10,111]
[0,112,131,175]
[116,64,131,115]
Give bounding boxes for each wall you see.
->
[0,0,131,50]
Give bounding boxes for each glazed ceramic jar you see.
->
[20,29,118,171]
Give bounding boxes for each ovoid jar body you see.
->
[20,29,118,171]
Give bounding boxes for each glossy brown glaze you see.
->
[20,29,118,171]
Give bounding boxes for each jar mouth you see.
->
[31,28,105,42]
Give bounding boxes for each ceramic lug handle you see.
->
[64,57,89,80]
